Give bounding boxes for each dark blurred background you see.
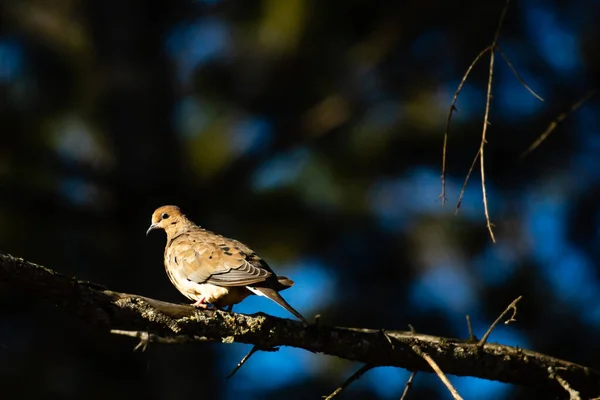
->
[1,0,599,398]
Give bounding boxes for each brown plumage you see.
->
[146,205,307,323]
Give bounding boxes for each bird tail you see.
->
[246,286,307,323]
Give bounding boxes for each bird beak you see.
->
[146,223,158,236]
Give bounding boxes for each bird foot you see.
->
[191,298,209,308]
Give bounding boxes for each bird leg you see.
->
[191,298,209,308]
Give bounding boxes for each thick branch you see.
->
[1,252,599,396]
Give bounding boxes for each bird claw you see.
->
[191,298,209,308]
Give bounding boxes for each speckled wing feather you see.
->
[171,230,274,287]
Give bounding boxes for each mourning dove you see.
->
[146,205,307,323]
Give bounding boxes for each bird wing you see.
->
[171,231,273,287]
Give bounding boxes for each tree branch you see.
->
[1,251,599,397]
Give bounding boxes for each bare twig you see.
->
[471,0,511,242]
[455,149,480,214]
[412,345,463,400]
[441,45,492,206]
[226,345,279,379]
[477,296,522,348]
[399,371,417,400]
[466,315,476,342]
[449,0,530,243]
[323,364,374,400]
[445,0,555,241]
[496,46,544,102]
[111,329,211,351]
[521,89,596,158]
[476,0,512,242]
[227,345,260,379]
[549,367,582,400]
[479,43,496,242]
[492,0,511,43]
[381,329,395,349]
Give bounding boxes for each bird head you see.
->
[146,205,188,236]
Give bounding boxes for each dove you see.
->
[146,205,307,323]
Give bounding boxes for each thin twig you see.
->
[453,0,514,239]
[227,345,262,379]
[466,315,476,342]
[226,345,279,379]
[521,89,596,158]
[111,329,210,351]
[323,364,374,400]
[447,0,538,236]
[496,46,544,102]
[441,45,492,206]
[492,0,511,43]
[412,345,463,400]
[399,371,417,400]
[455,149,480,214]
[549,367,582,400]
[476,0,512,243]
[381,329,395,349]
[477,295,522,348]
[479,44,496,243]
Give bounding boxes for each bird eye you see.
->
[161,213,169,220]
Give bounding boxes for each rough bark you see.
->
[0,251,598,397]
